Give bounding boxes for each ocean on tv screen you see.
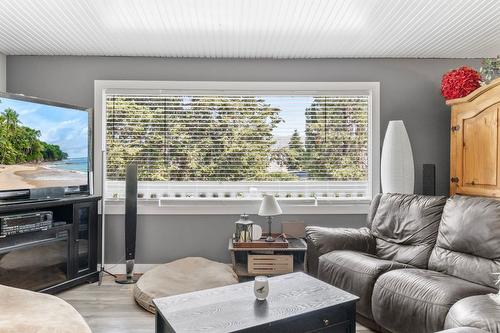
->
[0,96,88,190]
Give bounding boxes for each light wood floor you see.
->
[58,276,375,333]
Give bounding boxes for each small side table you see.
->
[228,238,307,279]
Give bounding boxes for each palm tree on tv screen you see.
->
[0,102,68,164]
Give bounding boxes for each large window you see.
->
[96,81,379,214]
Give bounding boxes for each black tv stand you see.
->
[0,195,100,294]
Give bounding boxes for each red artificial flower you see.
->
[441,66,481,100]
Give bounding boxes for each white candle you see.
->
[254,276,269,300]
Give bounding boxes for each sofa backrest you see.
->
[428,195,500,289]
[368,193,447,268]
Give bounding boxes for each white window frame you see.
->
[94,80,380,215]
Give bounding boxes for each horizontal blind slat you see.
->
[105,94,370,185]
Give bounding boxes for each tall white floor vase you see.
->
[381,120,415,194]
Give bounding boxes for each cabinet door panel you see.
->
[453,102,500,196]
[462,106,498,186]
[73,202,97,277]
[0,227,71,291]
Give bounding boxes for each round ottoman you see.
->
[444,294,500,333]
[134,257,238,313]
[0,284,91,333]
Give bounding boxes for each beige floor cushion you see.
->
[0,284,91,333]
[134,257,238,313]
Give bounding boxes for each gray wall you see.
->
[6,56,480,264]
[105,214,362,265]
[0,54,5,91]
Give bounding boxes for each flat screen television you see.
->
[0,92,91,200]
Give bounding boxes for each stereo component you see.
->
[0,211,53,237]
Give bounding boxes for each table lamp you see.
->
[258,194,282,242]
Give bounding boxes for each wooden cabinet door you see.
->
[451,103,500,196]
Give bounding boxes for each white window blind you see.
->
[104,93,370,200]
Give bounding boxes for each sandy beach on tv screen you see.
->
[0,164,86,190]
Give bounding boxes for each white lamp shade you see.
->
[258,195,282,216]
[381,120,415,194]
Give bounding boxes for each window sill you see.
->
[103,198,370,215]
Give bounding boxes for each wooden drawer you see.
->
[248,254,293,275]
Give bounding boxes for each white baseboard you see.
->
[100,263,158,274]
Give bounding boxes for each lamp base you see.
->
[265,235,275,242]
[265,216,275,242]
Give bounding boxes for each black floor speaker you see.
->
[422,164,436,195]
[116,163,139,284]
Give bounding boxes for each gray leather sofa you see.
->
[306,194,500,333]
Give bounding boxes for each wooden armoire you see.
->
[448,78,500,197]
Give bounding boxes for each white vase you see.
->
[381,120,414,194]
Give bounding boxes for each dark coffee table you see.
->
[153,272,359,333]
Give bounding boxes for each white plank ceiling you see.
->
[0,0,498,58]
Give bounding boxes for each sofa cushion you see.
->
[0,284,91,333]
[429,195,500,288]
[318,250,409,319]
[372,269,494,333]
[370,193,447,268]
[444,294,500,333]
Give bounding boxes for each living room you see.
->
[0,1,499,333]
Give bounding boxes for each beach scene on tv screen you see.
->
[0,97,88,190]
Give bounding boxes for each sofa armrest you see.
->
[444,294,500,333]
[305,226,376,277]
